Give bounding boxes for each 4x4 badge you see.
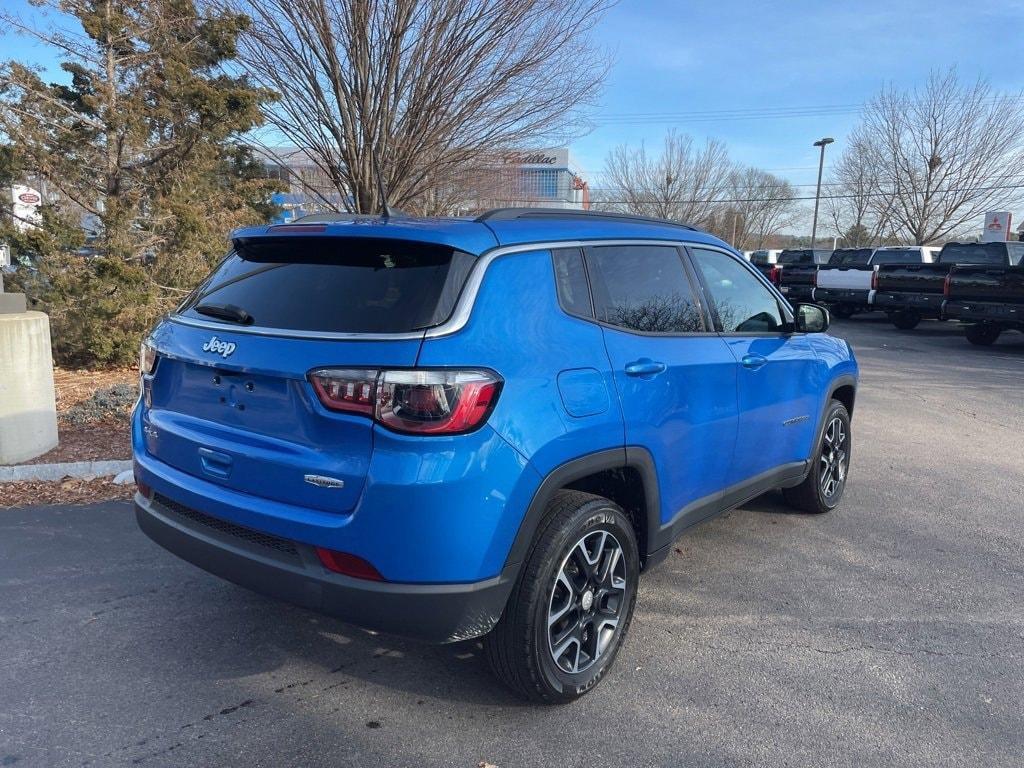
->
[202,336,236,358]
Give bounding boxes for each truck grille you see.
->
[153,493,299,557]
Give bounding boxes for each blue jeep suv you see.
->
[133,208,858,702]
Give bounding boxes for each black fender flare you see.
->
[823,374,857,419]
[503,447,661,570]
[788,373,857,488]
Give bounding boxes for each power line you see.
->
[481,180,1024,206]
[587,95,1024,126]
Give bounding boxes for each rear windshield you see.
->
[179,237,475,334]
[829,248,873,265]
[938,243,1011,265]
[871,249,924,265]
[777,250,811,265]
[750,250,772,265]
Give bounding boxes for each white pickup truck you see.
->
[814,246,939,318]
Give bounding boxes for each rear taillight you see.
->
[309,368,378,416]
[943,271,952,297]
[308,368,502,435]
[813,268,819,287]
[139,341,157,376]
[769,265,781,285]
[871,269,879,290]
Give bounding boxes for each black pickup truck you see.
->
[943,242,1024,345]
[769,248,833,302]
[872,243,1016,329]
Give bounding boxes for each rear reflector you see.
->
[316,548,384,581]
[136,475,153,505]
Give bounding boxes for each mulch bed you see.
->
[19,419,131,465]
[52,367,138,412]
[1,478,135,509]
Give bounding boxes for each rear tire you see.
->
[965,322,1001,346]
[831,304,855,319]
[484,490,639,703]
[783,400,851,514]
[890,309,920,330]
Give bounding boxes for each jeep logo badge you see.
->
[202,336,236,358]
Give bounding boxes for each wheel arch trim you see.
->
[503,447,661,570]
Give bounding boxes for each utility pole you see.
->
[811,137,834,247]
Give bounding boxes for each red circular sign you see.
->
[18,192,40,204]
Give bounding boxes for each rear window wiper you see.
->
[195,302,254,325]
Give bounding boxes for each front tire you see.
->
[484,491,639,703]
[890,309,921,330]
[783,400,852,514]
[965,322,1001,346]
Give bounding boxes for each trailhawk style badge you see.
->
[202,336,236,358]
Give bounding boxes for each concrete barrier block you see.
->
[0,311,59,464]
[0,293,28,314]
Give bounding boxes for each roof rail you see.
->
[474,207,695,231]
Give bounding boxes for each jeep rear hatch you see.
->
[143,236,476,514]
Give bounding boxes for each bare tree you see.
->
[855,70,1024,244]
[717,167,801,249]
[218,0,612,214]
[598,131,733,226]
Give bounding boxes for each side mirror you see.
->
[794,303,829,333]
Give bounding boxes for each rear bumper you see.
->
[944,300,1024,327]
[135,492,516,643]
[873,292,944,314]
[815,288,873,306]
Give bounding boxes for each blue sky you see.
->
[5,0,1024,194]
[574,0,1024,190]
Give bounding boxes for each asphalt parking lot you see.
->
[2,317,1022,768]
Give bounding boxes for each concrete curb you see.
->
[0,460,132,483]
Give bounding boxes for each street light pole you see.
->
[810,137,834,247]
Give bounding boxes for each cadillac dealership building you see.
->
[263,147,589,223]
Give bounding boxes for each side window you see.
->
[552,248,593,318]
[691,248,785,333]
[585,245,705,333]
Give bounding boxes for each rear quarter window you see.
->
[871,250,923,265]
[939,243,1009,265]
[179,237,475,334]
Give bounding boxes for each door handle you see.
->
[741,354,768,370]
[624,359,667,377]
[198,447,233,478]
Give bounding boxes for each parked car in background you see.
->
[749,248,781,273]
[815,246,939,318]
[943,242,1024,345]
[810,248,874,318]
[871,245,962,329]
[132,209,858,702]
[772,248,833,301]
